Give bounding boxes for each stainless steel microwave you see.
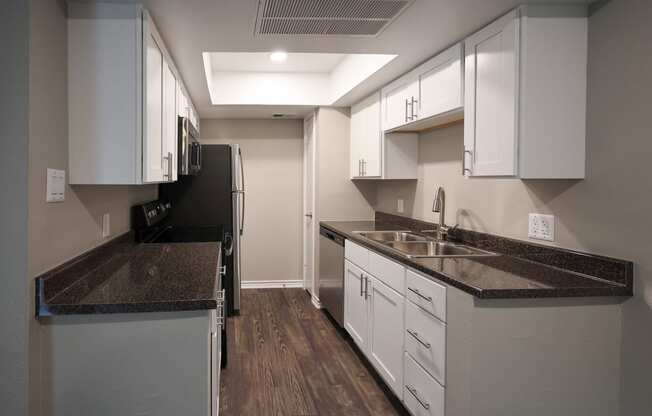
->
[178,116,200,175]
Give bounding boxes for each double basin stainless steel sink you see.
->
[353,231,497,259]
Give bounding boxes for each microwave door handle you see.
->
[197,143,202,169]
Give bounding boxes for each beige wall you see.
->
[376,1,652,413]
[28,2,157,414]
[315,107,376,221]
[201,119,304,283]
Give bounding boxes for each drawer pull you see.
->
[406,384,430,410]
[406,329,431,349]
[408,287,433,302]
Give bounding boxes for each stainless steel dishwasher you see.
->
[319,226,345,327]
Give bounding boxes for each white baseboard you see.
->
[241,280,304,289]
[311,295,322,309]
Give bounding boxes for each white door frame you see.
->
[302,112,318,303]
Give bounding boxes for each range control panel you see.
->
[134,200,171,228]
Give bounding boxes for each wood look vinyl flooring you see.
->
[220,288,405,416]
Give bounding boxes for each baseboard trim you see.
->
[241,280,304,289]
[311,295,322,309]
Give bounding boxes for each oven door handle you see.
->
[223,233,233,256]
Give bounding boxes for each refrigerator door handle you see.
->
[238,149,245,236]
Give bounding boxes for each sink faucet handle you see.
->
[433,187,445,212]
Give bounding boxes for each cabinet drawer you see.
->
[368,251,405,294]
[405,301,446,386]
[404,353,445,416]
[345,239,369,269]
[406,270,446,322]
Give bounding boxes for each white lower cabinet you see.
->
[368,277,405,396]
[404,353,445,416]
[344,260,368,350]
[344,240,446,414]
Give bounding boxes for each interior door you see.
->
[303,115,315,293]
[464,9,519,176]
[162,62,177,181]
[344,260,368,351]
[368,276,405,397]
[143,33,164,183]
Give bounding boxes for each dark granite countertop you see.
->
[36,233,222,316]
[321,217,633,299]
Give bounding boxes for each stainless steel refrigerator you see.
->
[159,144,245,315]
[231,144,245,312]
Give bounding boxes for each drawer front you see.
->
[404,353,445,416]
[405,301,446,386]
[406,269,447,322]
[345,239,369,270]
[368,250,406,295]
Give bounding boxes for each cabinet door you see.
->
[382,75,419,131]
[350,101,364,178]
[360,94,382,177]
[464,10,519,177]
[351,93,382,178]
[344,260,368,351]
[162,62,177,181]
[418,43,463,120]
[143,33,164,183]
[368,277,405,397]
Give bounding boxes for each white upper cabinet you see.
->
[416,43,464,126]
[68,3,196,185]
[382,73,419,132]
[163,62,178,182]
[351,92,418,180]
[464,5,588,179]
[143,32,164,183]
[351,93,382,178]
[381,43,464,133]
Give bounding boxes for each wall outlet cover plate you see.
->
[528,213,555,242]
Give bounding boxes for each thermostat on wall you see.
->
[46,168,66,203]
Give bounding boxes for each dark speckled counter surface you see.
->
[321,216,633,299]
[36,232,221,316]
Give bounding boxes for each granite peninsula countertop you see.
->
[321,217,633,299]
[36,233,222,316]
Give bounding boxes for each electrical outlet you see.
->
[528,213,555,242]
[397,199,404,213]
[102,213,110,238]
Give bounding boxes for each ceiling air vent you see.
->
[254,0,414,37]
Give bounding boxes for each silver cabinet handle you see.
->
[407,329,431,349]
[463,149,473,176]
[405,98,409,123]
[358,159,362,177]
[216,289,225,328]
[406,385,430,410]
[364,275,370,299]
[163,152,173,180]
[360,273,364,297]
[362,159,366,176]
[407,287,433,302]
[411,96,418,120]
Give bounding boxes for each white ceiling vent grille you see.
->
[254,0,414,37]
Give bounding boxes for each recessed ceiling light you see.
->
[270,51,288,62]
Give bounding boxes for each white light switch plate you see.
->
[46,169,65,202]
[528,213,555,242]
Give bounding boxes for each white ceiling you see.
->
[208,52,347,73]
[128,0,592,119]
